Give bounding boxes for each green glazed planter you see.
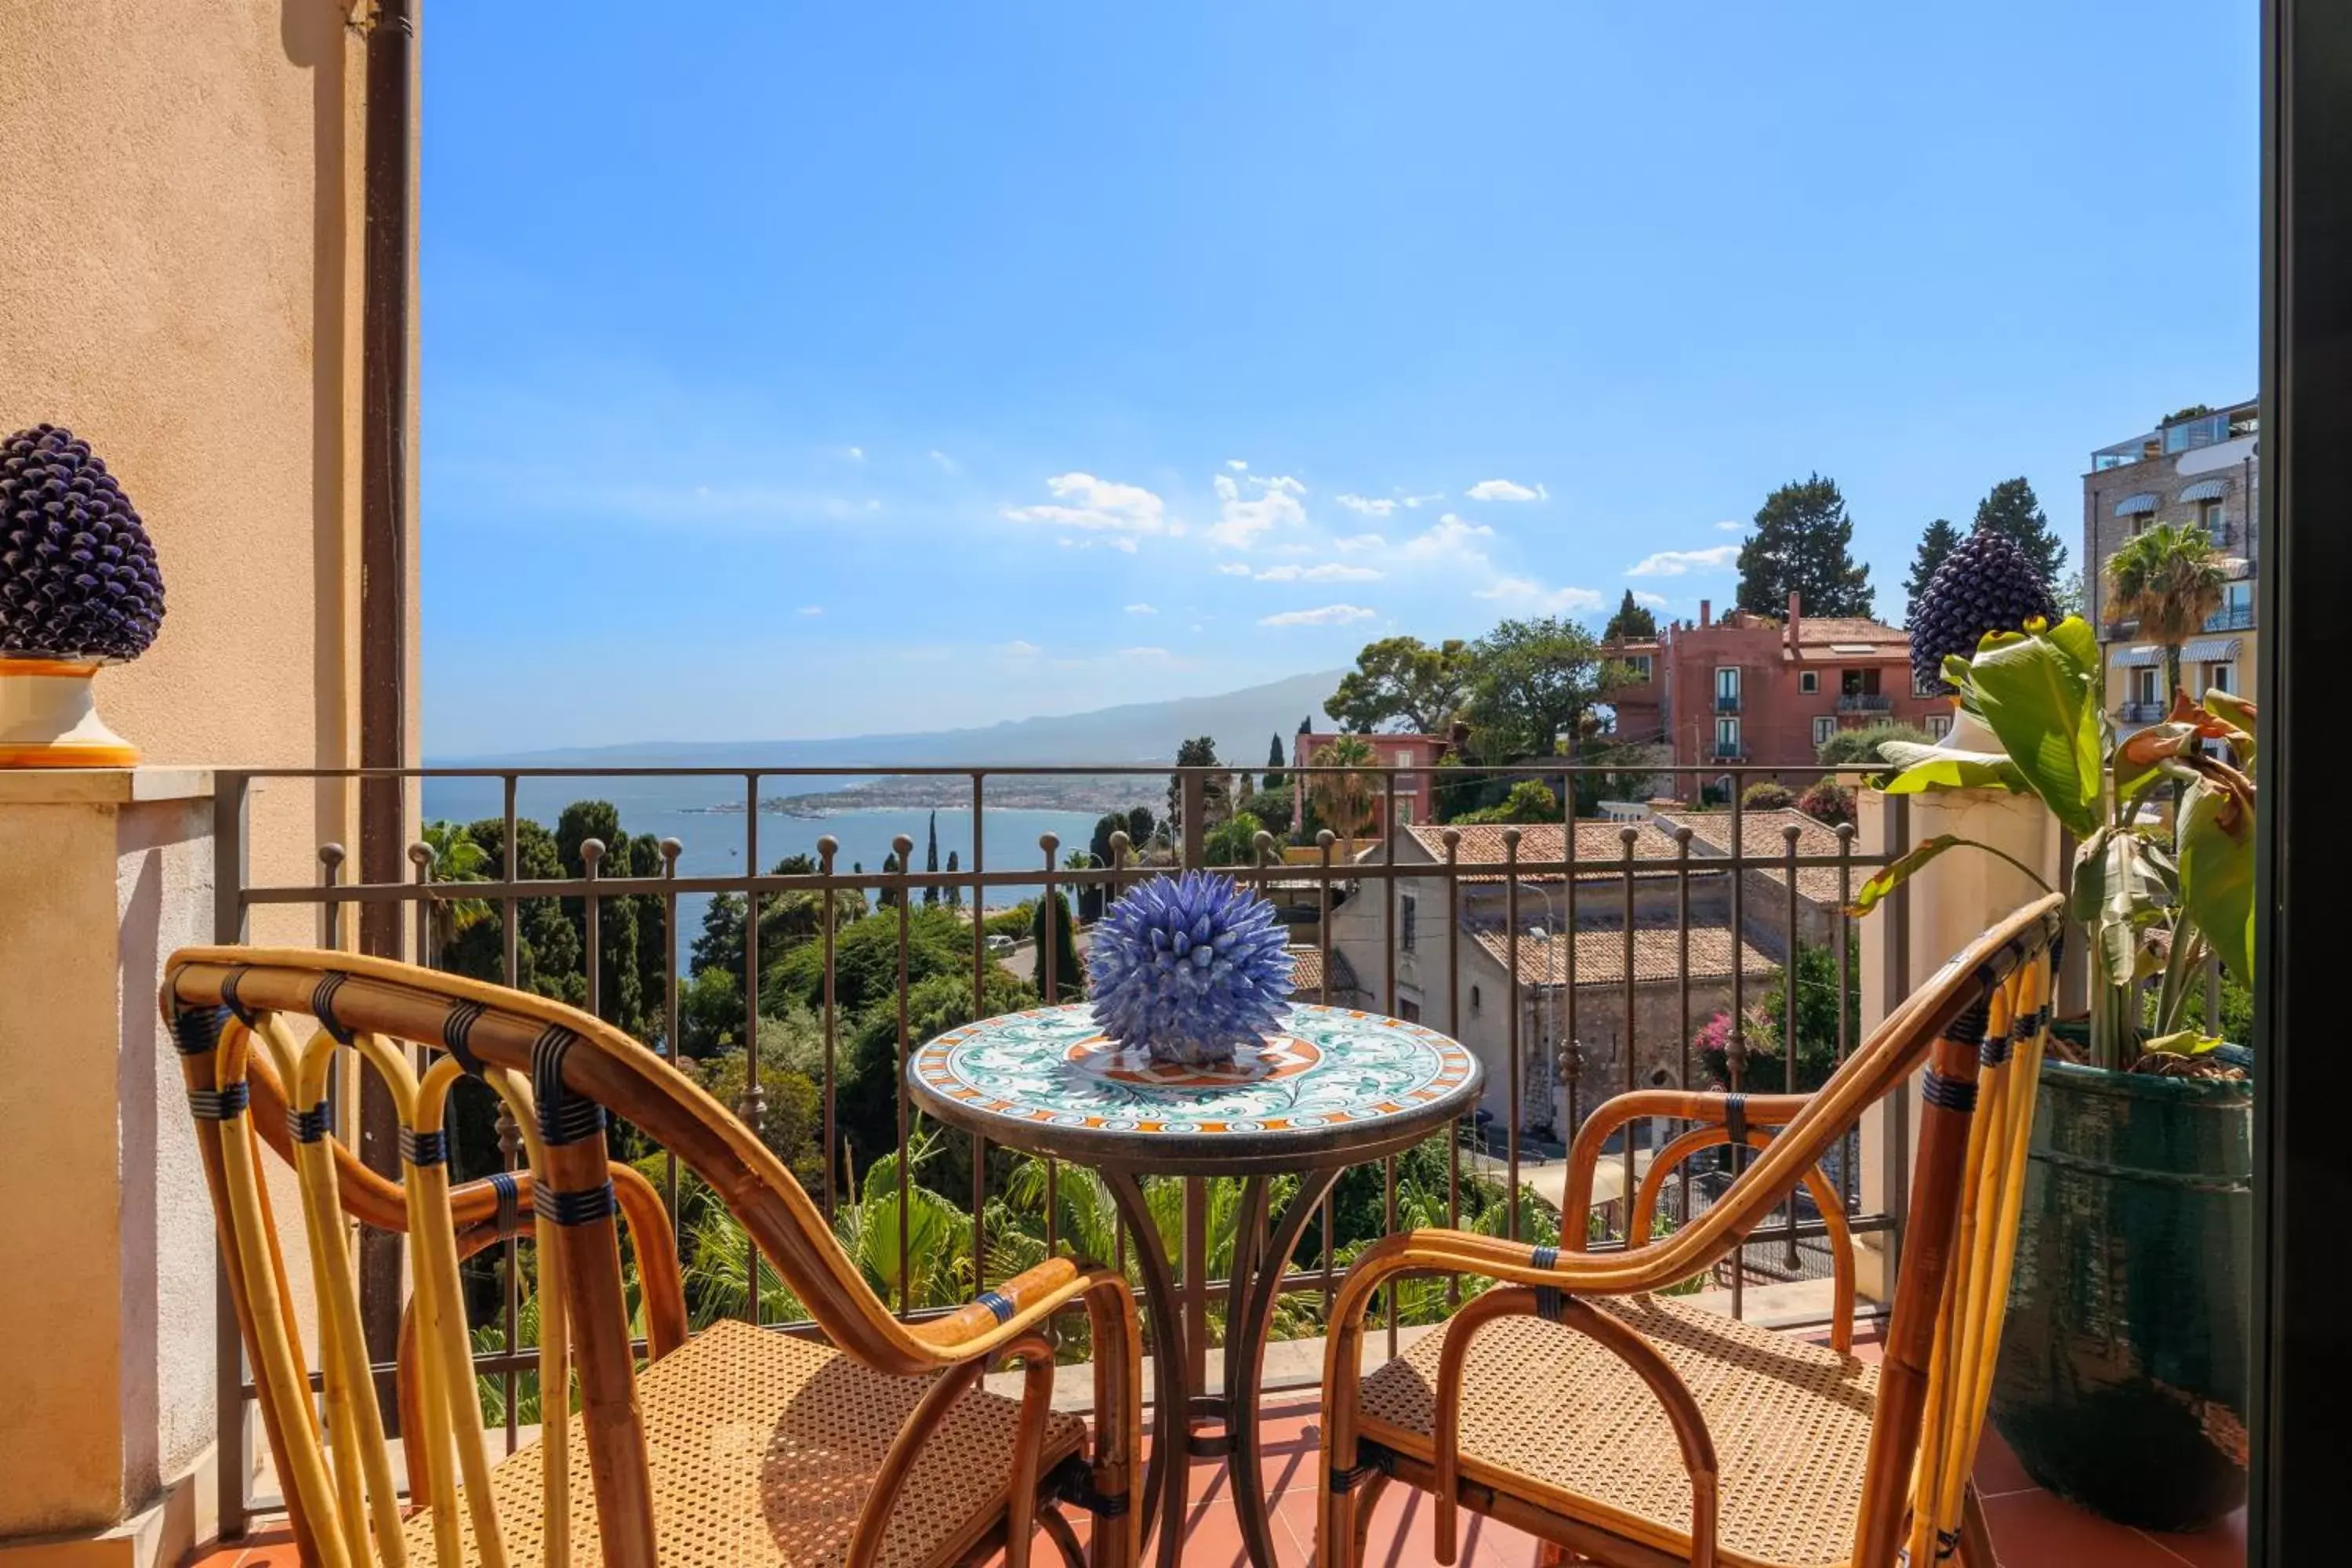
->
[1990,1051,2252,1532]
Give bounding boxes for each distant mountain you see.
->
[440,670,1344,769]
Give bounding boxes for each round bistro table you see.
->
[906,1001,1483,1568]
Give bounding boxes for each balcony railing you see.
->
[202,760,1916,1537]
[2119,701,2168,724]
[1714,692,1741,713]
[2204,604,2255,632]
[1711,741,1744,758]
[1836,692,1893,714]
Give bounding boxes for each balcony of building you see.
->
[1836,691,1894,714]
[2090,400,2260,470]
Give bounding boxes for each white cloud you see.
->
[1116,646,1177,662]
[1715,519,1744,532]
[928,448,959,474]
[1260,604,1377,626]
[1250,562,1385,583]
[1000,640,1043,656]
[1333,532,1387,551]
[1256,474,1307,496]
[797,604,824,616]
[1059,535,1141,554]
[1335,494,1397,517]
[1216,562,1253,576]
[1206,469,1307,549]
[1627,544,1740,577]
[1005,472,1169,541]
[1124,602,1158,615]
[1478,576,1604,612]
[1227,458,1249,471]
[1395,514,1497,563]
[845,445,866,462]
[1466,478,1546,503]
[1632,590,1671,608]
[1402,492,1445,509]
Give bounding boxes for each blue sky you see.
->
[421,2,2257,756]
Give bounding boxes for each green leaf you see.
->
[1964,625,2102,837]
[1849,834,1965,915]
[2143,1029,2226,1058]
[1877,740,2030,795]
[2071,828,2172,989]
[2178,779,2256,985]
[2045,614,2101,674]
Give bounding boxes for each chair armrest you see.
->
[1560,1087,1813,1229]
[911,1257,1129,1359]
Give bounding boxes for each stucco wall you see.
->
[0,0,392,943]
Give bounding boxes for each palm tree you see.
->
[419,819,493,964]
[1308,735,1380,848]
[2107,520,2227,700]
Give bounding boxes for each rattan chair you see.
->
[1316,895,2067,1568]
[163,947,1142,1568]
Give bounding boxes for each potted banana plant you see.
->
[1852,614,2252,1532]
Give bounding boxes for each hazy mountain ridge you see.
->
[435,670,1343,770]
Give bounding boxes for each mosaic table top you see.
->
[906,1001,1483,1175]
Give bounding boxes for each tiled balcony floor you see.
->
[187,1345,2244,1568]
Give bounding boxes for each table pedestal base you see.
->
[1102,1167,1346,1568]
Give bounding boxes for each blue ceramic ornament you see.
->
[1086,870,1294,1065]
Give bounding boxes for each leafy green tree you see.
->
[1602,590,1657,642]
[1971,477,2067,603]
[2107,521,2226,699]
[1127,805,1156,851]
[2053,569,2084,620]
[1065,848,1105,922]
[875,849,903,910]
[1262,734,1288,794]
[1033,891,1083,999]
[1736,474,1874,618]
[764,904,974,1019]
[1815,719,1934,768]
[1167,736,1226,843]
[1089,811,1127,872]
[1204,809,1269,866]
[837,968,1036,1167]
[1464,616,1611,762]
[1327,636,1475,734]
[419,819,493,966]
[1902,518,1962,626]
[443,816,580,1004]
[1453,779,1559,825]
[1698,939,1860,1093]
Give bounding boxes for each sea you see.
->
[419,771,1106,965]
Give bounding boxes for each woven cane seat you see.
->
[405,1318,1090,1568]
[1357,1294,1878,1568]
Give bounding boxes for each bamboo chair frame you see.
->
[1314,895,2065,1568]
[164,946,1143,1568]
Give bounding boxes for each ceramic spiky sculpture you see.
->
[1086,870,1294,1066]
[1909,525,2055,692]
[0,424,162,765]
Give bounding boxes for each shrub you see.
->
[1796,777,1856,828]
[1454,778,1561,825]
[1815,720,1933,768]
[1740,781,1795,811]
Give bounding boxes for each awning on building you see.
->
[2181,637,2243,662]
[2115,493,2161,515]
[2178,478,2227,503]
[2113,645,2163,667]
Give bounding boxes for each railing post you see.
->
[1178,771,1205,870]
[212,773,251,1541]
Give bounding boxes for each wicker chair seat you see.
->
[1356,1294,1878,1568]
[405,1318,1090,1568]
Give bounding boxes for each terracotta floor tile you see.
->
[1974,1425,2040,1498]
[2136,1509,2247,1568]
[1980,1488,2194,1568]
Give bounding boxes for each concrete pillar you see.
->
[0,769,221,1568]
[1853,782,2063,1304]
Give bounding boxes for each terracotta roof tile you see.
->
[1794,616,1907,648]
[1469,924,1780,988]
[1655,808,1853,906]
[1397,821,1687,882]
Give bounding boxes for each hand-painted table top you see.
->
[906,1001,1483,1175]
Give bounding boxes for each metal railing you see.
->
[2119,701,2169,724]
[2204,604,2255,632]
[1714,692,1742,713]
[1837,693,1893,713]
[205,758,1914,1533]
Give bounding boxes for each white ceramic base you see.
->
[0,659,139,767]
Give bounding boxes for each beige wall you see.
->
[0,0,424,938]
[1,2,417,1555]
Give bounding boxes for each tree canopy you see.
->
[1602,590,1657,642]
[1326,635,1475,734]
[1167,736,1227,840]
[1463,615,1613,762]
[1970,477,2068,602]
[2107,520,2226,695]
[1902,518,1962,626]
[1736,474,1874,618]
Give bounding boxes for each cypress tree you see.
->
[1736,474,1875,618]
[922,811,940,906]
[1903,518,1962,626]
[1602,589,1657,641]
[945,849,962,907]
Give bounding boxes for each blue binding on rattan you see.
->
[1920,1069,1978,1114]
[311,973,355,1045]
[1723,1091,1748,1147]
[976,1290,1015,1323]
[1534,1287,1572,1323]
[220,967,257,1028]
[286,1102,329,1143]
[170,1004,229,1058]
[534,1181,617,1226]
[531,1024,604,1146]
[399,1127,449,1167]
[489,1170,522,1236]
[1530,1245,1559,1269]
[187,1083,249,1121]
